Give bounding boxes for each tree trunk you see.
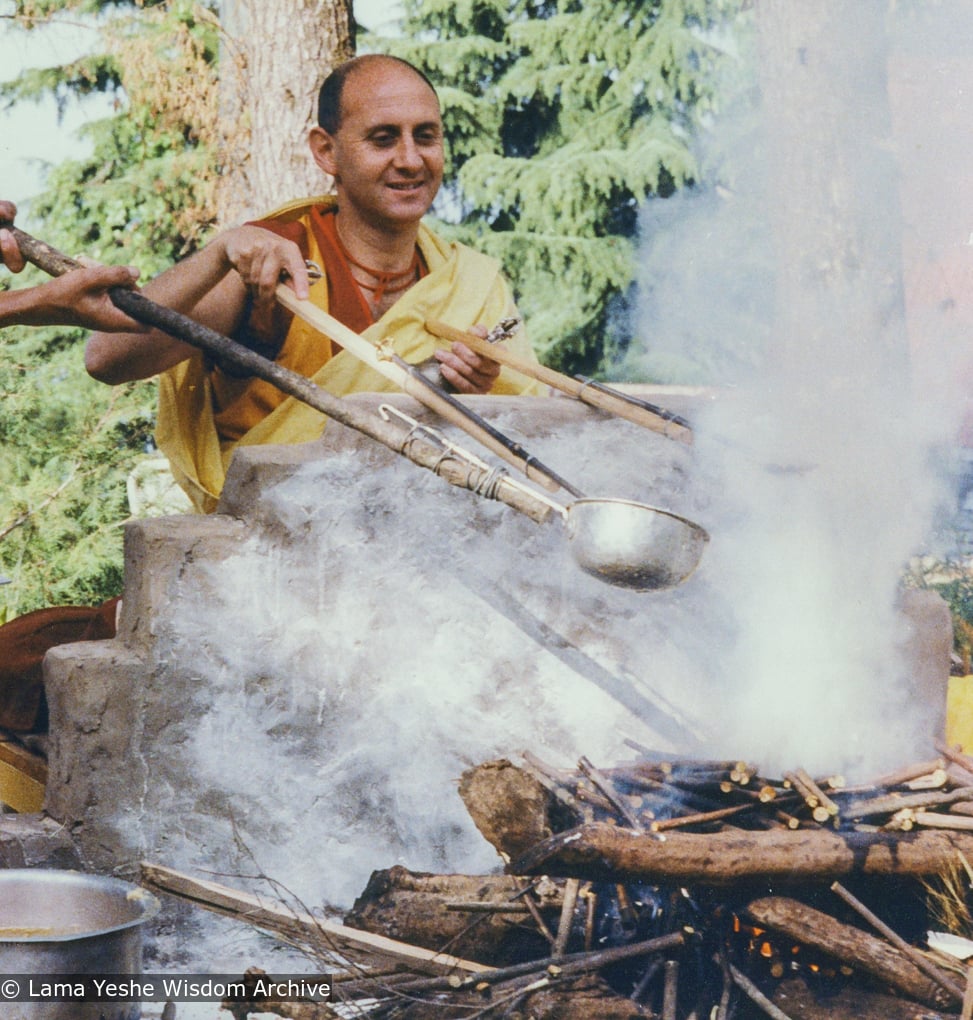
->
[217,0,355,225]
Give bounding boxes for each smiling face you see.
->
[310,58,444,238]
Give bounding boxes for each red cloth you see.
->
[250,204,379,335]
[0,598,119,732]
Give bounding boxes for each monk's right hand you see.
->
[221,226,310,309]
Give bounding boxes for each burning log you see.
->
[745,896,958,1009]
[512,821,973,885]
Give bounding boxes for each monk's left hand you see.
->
[433,325,501,394]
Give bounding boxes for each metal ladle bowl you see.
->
[563,497,710,590]
[379,404,709,592]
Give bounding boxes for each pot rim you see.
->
[0,868,160,943]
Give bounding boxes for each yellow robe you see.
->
[156,197,542,513]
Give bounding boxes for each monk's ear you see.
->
[309,126,339,178]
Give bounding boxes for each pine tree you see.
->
[384,0,744,375]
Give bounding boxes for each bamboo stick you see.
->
[424,317,694,444]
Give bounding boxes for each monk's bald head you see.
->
[317,55,439,135]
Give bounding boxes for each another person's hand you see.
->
[1,199,146,332]
[433,324,502,395]
[0,202,26,273]
[34,263,146,331]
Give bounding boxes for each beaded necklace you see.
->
[333,225,421,305]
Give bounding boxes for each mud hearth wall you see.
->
[40,394,710,903]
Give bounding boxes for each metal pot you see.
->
[0,869,160,1020]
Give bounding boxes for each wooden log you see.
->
[458,758,561,863]
[512,821,973,885]
[830,882,965,1003]
[745,896,955,1009]
[344,866,559,967]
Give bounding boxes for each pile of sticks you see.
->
[141,743,973,1019]
[518,740,973,839]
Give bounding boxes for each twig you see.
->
[578,755,645,830]
[517,884,557,949]
[553,878,580,957]
[662,959,679,1020]
[715,946,733,1020]
[391,930,686,995]
[727,961,795,1020]
[651,802,757,832]
[868,757,947,788]
[583,886,596,952]
[630,958,663,1003]
[464,976,549,1019]
[830,881,965,1003]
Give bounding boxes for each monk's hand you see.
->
[222,226,310,309]
[434,324,501,395]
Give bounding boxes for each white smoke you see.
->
[143,419,717,909]
[625,1,972,776]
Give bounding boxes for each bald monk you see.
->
[87,54,542,513]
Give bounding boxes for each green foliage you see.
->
[0,0,218,617]
[0,316,156,611]
[384,0,744,373]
